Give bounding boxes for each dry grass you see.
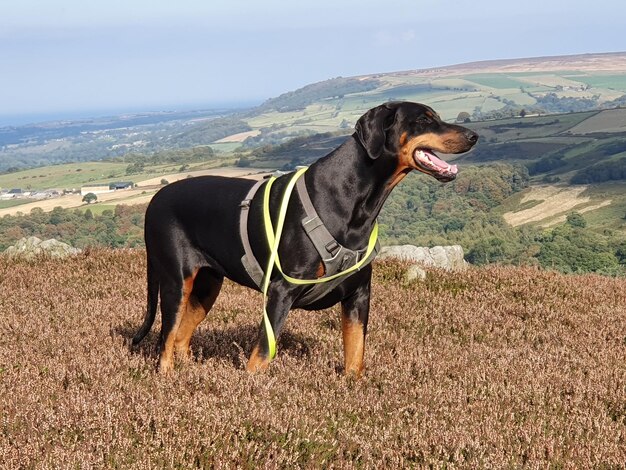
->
[1,251,625,468]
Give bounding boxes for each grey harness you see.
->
[239,176,380,304]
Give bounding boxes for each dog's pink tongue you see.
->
[425,151,458,175]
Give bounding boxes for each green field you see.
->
[208,142,243,153]
[0,159,231,192]
[579,183,626,233]
[0,199,32,209]
[464,111,598,143]
[462,73,529,89]
[575,74,626,91]
[75,203,119,215]
[0,161,132,190]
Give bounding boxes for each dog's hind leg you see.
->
[340,275,372,378]
[158,272,195,373]
[174,268,223,359]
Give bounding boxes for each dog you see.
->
[132,101,478,376]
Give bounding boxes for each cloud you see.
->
[374,29,416,47]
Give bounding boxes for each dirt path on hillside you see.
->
[0,187,158,217]
[214,130,261,143]
[503,185,612,226]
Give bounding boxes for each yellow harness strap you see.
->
[261,167,379,359]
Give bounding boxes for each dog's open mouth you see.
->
[413,149,458,181]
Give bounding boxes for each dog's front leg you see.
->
[246,281,295,373]
[340,276,372,378]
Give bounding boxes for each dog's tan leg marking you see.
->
[174,276,222,359]
[174,294,206,360]
[159,274,195,373]
[341,308,365,378]
[159,334,178,373]
[246,344,270,373]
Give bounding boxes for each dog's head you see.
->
[354,101,478,182]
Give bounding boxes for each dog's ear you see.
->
[354,103,399,159]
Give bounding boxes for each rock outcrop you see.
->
[3,237,81,260]
[378,245,467,281]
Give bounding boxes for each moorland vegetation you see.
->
[1,252,625,467]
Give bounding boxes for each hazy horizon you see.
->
[3,51,626,128]
[0,100,261,127]
[2,0,626,126]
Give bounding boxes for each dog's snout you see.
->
[465,130,478,144]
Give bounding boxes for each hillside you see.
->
[0,110,250,173]
[241,52,626,141]
[1,251,625,467]
[244,108,626,234]
[463,109,626,230]
[2,52,626,174]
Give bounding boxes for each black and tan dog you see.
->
[132,101,478,376]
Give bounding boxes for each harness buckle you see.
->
[325,240,340,257]
[240,199,251,209]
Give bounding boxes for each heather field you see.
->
[1,251,626,468]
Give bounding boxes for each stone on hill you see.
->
[378,244,467,281]
[3,237,81,260]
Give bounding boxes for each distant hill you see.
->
[2,52,626,174]
[241,52,626,140]
[234,52,626,245]
[0,109,245,173]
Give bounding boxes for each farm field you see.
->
[0,161,129,191]
[0,167,267,217]
[0,187,158,218]
[497,180,626,232]
[578,182,626,233]
[0,199,31,210]
[1,252,625,467]
[0,159,243,193]
[568,108,626,134]
[501,184,613,227]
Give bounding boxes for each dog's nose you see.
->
[465,130,478,144]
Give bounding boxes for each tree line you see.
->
[0,205,145,251]
[379,164,626,275]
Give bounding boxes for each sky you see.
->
[1,0,625,123]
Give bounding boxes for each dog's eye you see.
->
[416,116,431,125]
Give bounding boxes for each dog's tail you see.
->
[132,258,159,345]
